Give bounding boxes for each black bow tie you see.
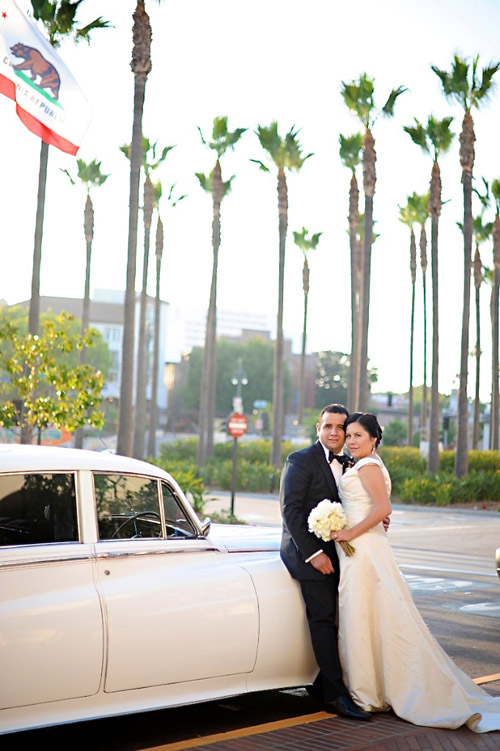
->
[328,451,348,466]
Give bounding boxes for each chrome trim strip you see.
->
[0,553,94,569]
[95,547,218,560]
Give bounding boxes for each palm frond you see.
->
[339,132,363,170]
[75,18,113,44]
[249,159,270,173]
[195,172,211,192]
[403,120,430,153]
[381,85,407,117]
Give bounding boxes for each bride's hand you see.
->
[332,528,352,543]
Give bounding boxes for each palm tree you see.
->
[118,0,164,457]
[491,179,500,450]
[147,182,186,459]
[253,123,313,467]
[341,74,406,409]
[471,215,491,448]
[293,227,322,423]
[62,158,109,448]
[398,196,419,446]
[196,116,246,466]
[404,115,454,472]
[432,55,500,476]
[339,133,363,409]
[412,192,430,439]
[119,137,173,459]
[27,2,109,338]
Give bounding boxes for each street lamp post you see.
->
[231,357,248,414]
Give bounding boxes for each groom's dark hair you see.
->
[319,403,349,422]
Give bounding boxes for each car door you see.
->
[93,473,259,693]
[0,471,103,710]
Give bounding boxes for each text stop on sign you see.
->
[227,413,248,438]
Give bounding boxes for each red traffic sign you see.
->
[227,413,248,438]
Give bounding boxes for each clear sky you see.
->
[2,0,500,402]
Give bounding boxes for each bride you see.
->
[332,412,500,733]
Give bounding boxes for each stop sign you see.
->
[227,412,248,438]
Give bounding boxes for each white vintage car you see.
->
[0,444,316,735]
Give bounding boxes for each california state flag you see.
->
[0,0,91,155]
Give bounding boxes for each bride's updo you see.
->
[345,412,383,447]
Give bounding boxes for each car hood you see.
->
[207,523,281,552]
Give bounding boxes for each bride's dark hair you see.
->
[345,412,383,447]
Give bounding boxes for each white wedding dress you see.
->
[337,455,500,733]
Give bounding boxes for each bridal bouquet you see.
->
[307,499,355,557]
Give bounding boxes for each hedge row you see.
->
[154,441,500,507]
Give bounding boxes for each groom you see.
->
[279,403,371,721]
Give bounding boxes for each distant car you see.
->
[0,444,315,736]
[496,546,500,580]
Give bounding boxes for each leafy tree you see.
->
[253,122,312,467]
[179,337,289,417]
[293,227,322,423]
[404,114,454,472]
[195,116,246,466]
[314,350,377,409]
[339,132,363,408]
[27,1,109,338]
[341,73,406,409]
[432,54,500,476]
[0,311,104,444]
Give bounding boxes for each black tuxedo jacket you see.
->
[280,440,341,580]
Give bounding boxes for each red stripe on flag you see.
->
[15,105,79,155]
[0,73,78,155]
[0,73,16,102]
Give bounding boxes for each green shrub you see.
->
[151,457,210,514]
[378,446,426,473]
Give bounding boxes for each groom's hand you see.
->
[309,552,334,575]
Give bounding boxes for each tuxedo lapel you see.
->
[312,441,337,497]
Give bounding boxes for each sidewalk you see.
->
[154,678,500,750]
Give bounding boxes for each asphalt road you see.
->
[4,501,500,750]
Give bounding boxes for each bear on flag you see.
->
[0,0,91,155]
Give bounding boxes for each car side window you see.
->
[161,482,197,539]
[0,473,78,546]
[95,474,162,540]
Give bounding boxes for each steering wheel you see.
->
[111,511,161,539]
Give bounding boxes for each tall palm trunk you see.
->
[420,224,428,436]
[134,177,154,459]
[21,141,50,444]
[28,142,49,337]
[428,160,441,472]
[74,193,94,450]
[271,166,288,468]
[198,161,222,465]
[472,247,482,448]
[408,229,417,446]
[117,1,151,457]
[348,173,360,409]
[491,215,500,449]
[298,257,309,423]
[358,130,376,411]
[455,112,475,477]
[148,216,163,459]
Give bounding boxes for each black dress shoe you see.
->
[324,695,372,720]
